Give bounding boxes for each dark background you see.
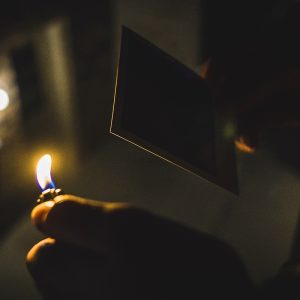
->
[0,0,299,299]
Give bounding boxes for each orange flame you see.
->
[235,137,256,154]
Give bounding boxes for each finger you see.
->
[30,195,235,259]
[26,238,124,299]
[30,195,206,260]
[31,195,137,255]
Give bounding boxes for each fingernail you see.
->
[31,201,55,227]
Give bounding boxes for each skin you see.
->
[27,195,253,299]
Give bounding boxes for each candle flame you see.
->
[36,154,55,190]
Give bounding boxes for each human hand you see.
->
[201,8,300,152]
[27,195,252,299]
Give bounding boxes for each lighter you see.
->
[36,154,64,204]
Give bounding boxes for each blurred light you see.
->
[223,122,235,138]
[36,154,55,190]
[0,89,9,111]
[199,59,210,79]
[235,137,256,154]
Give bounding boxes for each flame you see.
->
[235,137,256,154]
[36,154,55,190]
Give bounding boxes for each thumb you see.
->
[31,195,132,255]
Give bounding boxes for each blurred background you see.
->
[0,0,300,299]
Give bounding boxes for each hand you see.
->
[202,7,300,151]
[27,195,252,299]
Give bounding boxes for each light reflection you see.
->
[0,89,9,111]
[235,137,256,154]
